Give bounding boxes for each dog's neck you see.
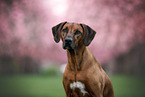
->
[67,45,95,71]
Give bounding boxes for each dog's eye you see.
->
[62,28,68,33]
[74,30,81,35]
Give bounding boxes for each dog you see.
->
[52,22,114,97]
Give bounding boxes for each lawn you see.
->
[0,75,144,97]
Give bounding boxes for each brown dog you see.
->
[52,22,114,97]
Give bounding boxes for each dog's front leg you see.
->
[63,79,73,97]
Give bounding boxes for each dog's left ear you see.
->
[52,22,67,43]
[80,24,96,46]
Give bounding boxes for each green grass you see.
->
[0,75,144,97]
[110,75,145,97]
[0,75,65,97]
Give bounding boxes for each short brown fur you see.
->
[52,22,114,97]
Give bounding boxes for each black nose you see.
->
[64,37,72,45]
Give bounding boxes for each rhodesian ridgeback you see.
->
[52,22,114,97]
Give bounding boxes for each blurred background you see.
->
[0,0,145,97]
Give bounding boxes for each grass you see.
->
[0,75,144,97]
[110,75,145,97]
[0,75,65,97]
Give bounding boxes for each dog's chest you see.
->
[64,65,91,96]
[69,81,89,96]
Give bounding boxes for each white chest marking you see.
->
[70,81,88,96]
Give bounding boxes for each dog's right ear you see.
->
[80,24,96,46]
[52,22,67,43]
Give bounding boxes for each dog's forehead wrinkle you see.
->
[71,23,74,33]
[64,23,82,31]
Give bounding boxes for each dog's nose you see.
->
[64,37,72,44]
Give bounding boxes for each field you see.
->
[0,75,144,97]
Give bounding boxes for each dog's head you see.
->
[52,22,96,50]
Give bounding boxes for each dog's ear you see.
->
[80,24,96,46]
[52,22,67,43]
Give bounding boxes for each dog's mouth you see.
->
[63,37,76,50]
[63,42,76,50]
[63,43,72,50]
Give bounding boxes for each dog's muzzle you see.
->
[63,37,75,50]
